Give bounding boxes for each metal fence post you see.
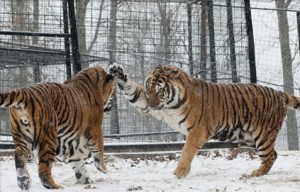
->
[244,0,257,83]
[187,3,193,75]
[67,0,81,74]
[63,0,71,79]
[297,12,300,58]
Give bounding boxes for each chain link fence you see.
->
[0,0,299,151]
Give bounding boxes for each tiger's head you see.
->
[145,65,186,110]
[70,66,116,110]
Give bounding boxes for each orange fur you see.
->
[145,65,300,178]
[110,63,300,178]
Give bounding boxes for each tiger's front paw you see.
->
[108,63,127,83]
[173,163,191,178]
[76,172,93,184]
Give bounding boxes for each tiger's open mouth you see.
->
[145,75,160,107]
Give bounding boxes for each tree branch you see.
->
[87,0,105,53]
[285,0,293,8]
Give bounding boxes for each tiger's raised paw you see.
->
[108,63,127,82]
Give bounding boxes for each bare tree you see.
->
[207,0,217,83]
[87,0,105,53]
[109,0,119,135]
[157,2,172,64]
[32,0,41,82]
[10,0,33,87]
[187,3,193,74]
[200,0,207,80]
[275,0,299,150]
[75,0,89,69]
[226,0,238,83]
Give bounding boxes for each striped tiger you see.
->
[0,66,115,190]
[109,63,300,178]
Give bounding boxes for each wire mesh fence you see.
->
[0,0,299,151]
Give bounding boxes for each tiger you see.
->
[0,66,115,190]
[109,63,300,178]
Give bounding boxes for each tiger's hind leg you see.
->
[250,128,279,177]
[251,145,277,177]
[37,123,63,189]
[38,142,63,189]
[15,145,31,190]
[86,127,107,173]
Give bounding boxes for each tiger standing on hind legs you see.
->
[0,65,116,190]
[109,63,300,179]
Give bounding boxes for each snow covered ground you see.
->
[1,149,300,192]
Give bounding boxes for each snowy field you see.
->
[1,149,300,192]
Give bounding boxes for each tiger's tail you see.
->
[282,92,300,110]
[0,91,21,108]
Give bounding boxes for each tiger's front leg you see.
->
[174,126,209,178]
[108,63,128,89]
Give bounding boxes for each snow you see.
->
[1,149,300,192]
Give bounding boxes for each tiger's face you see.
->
[145,65,181,110]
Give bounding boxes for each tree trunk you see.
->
[187,4,194,75]
[11,0,31,87]
[297,12,300,60]
[87,0,105,53]
[109,0,120,135]
[200,0,207,80]
[75,0,89,69]
[32,0,41,83]
[275,0,299,150]
[207,0,217,82]
[227,0,238,83]
[157,2,171,64]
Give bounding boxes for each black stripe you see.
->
[169,89,187,110]
[5,91,16,107]
[196,80,206,126]
[258,138,275,152]
[178,107,191,126]
[258,149,274,159]
[129,89,141,103]
[166,85,175,105]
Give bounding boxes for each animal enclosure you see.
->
[0,0,299,151]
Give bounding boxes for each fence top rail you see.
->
[0,31,70,38]
[212,3,300,13]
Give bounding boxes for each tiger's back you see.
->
[189,81,288,146]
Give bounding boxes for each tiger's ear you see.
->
[153,65,163,75]
[168,69,180,79]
